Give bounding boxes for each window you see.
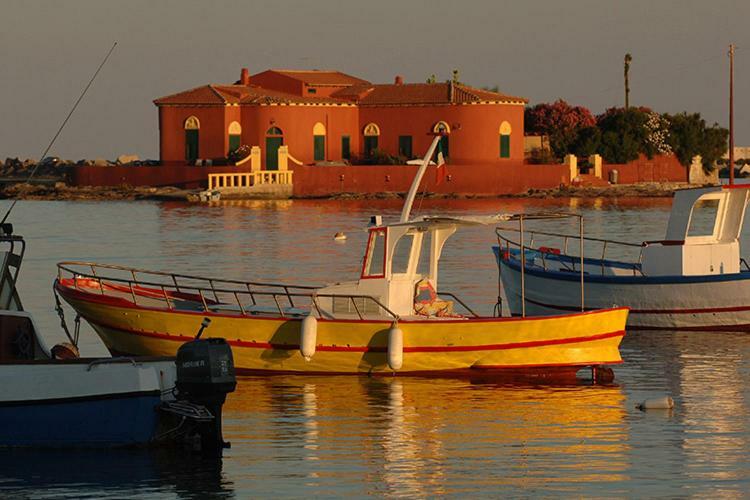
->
[184,116,200,162]
[228,121,241,154]
[398,136,413,158]
[307,88,317,94]
[361,228,386,278]
[313,122,326,162]
[363,123,380,158]
[391,234,415,274]
[687,198,720,237]
[341,136,351,160]
[499,121,512,158]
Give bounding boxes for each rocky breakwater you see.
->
[0,155,189,201]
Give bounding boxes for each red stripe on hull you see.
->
[88,317,623,354]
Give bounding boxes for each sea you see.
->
[1,196,749,498]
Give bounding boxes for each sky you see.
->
[1,0,748,161]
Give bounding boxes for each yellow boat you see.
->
[54,213,627,380]
[53,136,627,381]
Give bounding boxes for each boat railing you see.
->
[56,261,399,321]
[435,291,480,318]
[495,226,644,276]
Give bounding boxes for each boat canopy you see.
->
[642,185,750,276]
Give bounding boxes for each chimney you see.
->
[240,68,250,86]
[394,75,404,85]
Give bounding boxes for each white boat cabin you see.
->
[641,186,750,276]
[316,215,506,318]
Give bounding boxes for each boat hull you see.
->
[0,392,162,447]
[498,254,750,331]
[0,359,175,447]
[56,280,627,378]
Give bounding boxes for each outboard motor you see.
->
[174,337,236,454]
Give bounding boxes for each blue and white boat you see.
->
[0,227,235,449]
[495,185,750,331]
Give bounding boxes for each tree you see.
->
[524,100,596,159]
[426,74,436,84]
[667,112,728,171]
[596,107,651,163]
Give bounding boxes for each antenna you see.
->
[0,41,118,224]
[729,43,735,186]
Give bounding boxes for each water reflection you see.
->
[223,376,628,496]
[0,449,232,499]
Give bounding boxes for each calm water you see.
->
[2,197,750,497]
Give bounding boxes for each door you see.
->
[266,136,283,170]
[185,129,199,162]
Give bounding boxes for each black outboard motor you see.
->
[175,337,236,454]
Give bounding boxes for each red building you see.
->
[154,68,527,168]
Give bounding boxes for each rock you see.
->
[93,158,108,167]
[116,154,140,165]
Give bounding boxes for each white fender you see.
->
[387,326,403,371]
[300,315,317,361]
[637,396,674,411]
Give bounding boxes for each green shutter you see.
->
[341,136,351,160]
[398,136,413,158]
[364,136,378,157]
[228,134,240,154]
[185,129,199,162]
[500,135,510,158]
[314,135,325,161]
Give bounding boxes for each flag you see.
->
[435,148,446,185]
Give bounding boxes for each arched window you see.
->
[228,121,242,154]
[265,126,284,169]
[184,116,200,162]
[432,121,450,160]
[313,122,326,162]
[499,121,512,158]
[363,123,380,158]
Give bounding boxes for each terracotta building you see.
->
[154,68,527,168]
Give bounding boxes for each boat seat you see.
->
[413,279,456,318]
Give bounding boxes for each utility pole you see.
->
[729,44,735,185]
[624,53,632,109]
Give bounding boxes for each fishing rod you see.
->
[0,41,118,225]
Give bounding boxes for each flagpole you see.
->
[400,134,443,223]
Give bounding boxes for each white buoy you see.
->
[333,232,347,241]
[637,396,674,411]
[300,315,318,361]
[387,325,403,371]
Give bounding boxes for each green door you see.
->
[398,135,413,158]
[364,136,378,157]
[185,129,199,162]
[229,134,241,154]
[341,136,351,160]
[500,135,510,158]
[314,135,325,162]
[266,136,283,170]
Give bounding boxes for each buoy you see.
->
[637,396,674,411]
[387,325,403,371]
[333,232,347,241]
[300,315,318,361]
